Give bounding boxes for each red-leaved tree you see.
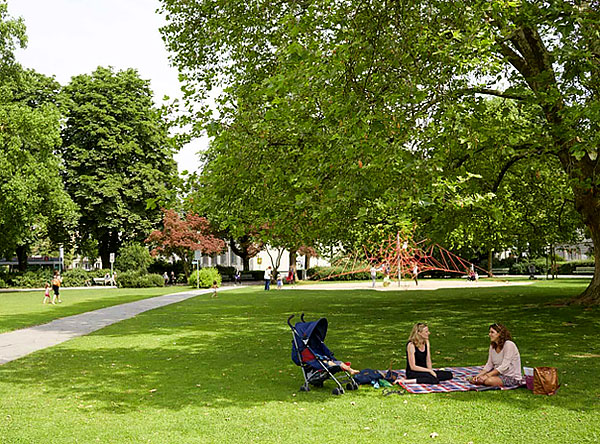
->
[146,209,226,277]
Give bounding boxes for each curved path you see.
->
[0,288,233,366]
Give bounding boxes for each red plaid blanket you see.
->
[392,366,525,394]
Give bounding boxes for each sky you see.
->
[7,0,204,173]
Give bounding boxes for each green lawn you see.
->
[0,287,190,334]
[0,280,598,443]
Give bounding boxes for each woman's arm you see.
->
[407,342,436,374]
[476,346,495,378]
[425,340,433,369]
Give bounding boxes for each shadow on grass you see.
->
[0,283,597,415]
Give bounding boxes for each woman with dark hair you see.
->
[405,323,453,384]
[473,323,523,387]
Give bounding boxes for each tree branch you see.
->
[455,87,531,101]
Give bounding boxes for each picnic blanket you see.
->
[390,366,525,394]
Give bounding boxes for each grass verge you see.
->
[0,287,190,334]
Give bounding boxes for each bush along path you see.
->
[0,287,236,365]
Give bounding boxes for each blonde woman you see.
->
[405,323,453,384]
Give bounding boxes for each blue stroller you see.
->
[288,314,358,395]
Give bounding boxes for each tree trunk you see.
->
[289,249,298,281]
[229,236,259,272]
[98,231,120,270]
[16,245,28,272]
[571,216,600,305]
[305,254,311,272]
[488,250,493,276]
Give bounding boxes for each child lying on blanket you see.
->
[403,323,453,384]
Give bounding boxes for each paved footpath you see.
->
[0,287,236,366]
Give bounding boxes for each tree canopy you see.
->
[160,0,599,302]
[60,67,179,268]
[0,3,78,269]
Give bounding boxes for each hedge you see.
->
[188,267,221,288]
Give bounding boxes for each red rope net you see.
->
[315,233,488,281]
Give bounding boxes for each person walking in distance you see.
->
[51,270,62,304]
[264,266,272,290]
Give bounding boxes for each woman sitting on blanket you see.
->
[472,323,523,387]
[404,323,453,384]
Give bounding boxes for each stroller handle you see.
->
[287,314,295,328]
[301,313,306,322]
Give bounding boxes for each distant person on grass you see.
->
[404,323,453,384]
[51,271,62,304]
[43,282,53,304]
[163,272,169,286]
[473,323,523,388]
[276,272,283,290]
[211,280,218,298]
[264,266,272,290]
[370,265,377,288]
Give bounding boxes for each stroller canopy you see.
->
[291,317,335,367]
[294,318,328,344]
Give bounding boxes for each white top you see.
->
[264,269,272,280]
[483,340,522,380]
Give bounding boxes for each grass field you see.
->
[0,287,190,334]
[0,280,598,443]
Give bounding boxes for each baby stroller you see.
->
[288,314,358,395]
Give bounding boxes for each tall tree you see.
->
[0,3,78,270]
[60,67,178,267]
[160,0,600,303]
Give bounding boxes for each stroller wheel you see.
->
[346,382,359,391]
[300,385,310,392]
[332,387,345,395]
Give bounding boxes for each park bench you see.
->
[92,277,107,285]
[491,268,510,275]
[574,267,595,275]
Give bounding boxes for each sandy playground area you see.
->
[290,278,534,291]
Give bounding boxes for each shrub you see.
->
[116,271,140,288]
[10,270,52,288]
[62,268,93,287]
[0,278,7,288]
[307,266,370,281]
[188,267,221,288]
[116,243,153,273]
[216,265,236,278]
[136,274,165,288]
[116,271,164,288]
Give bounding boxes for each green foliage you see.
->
[115,243,153,273]
[0,66,79,265]
[61,268,92,287]
[9,270,51,288]
[307,266,370,281]
[0,277,6,288]
[215,265,236,278]
[160,0,600,301]
[117,271,165,288]
[187,267,221,288]
[60,67,179,267]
